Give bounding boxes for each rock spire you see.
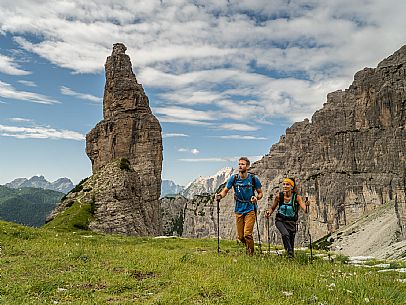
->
[48,43,163,236]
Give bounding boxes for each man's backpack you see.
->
[277,191,299,221]
[231,173,256,203]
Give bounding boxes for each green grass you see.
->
[0,185,64,227]
[43,200,94,232]
[0,221,405,304]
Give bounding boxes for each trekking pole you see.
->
[267,194,273,254]
[216,197,220,254]
[254,205,262,254]
[306,196,313,263]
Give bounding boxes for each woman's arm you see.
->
[296,195,308,212]
[265,193,279,217]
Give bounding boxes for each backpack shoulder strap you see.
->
[292,193,297,209]
[232,173,238,189]
[279,192,284,206]
[250,173,256,195]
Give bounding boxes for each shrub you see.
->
[119,158,131,171]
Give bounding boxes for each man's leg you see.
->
[235,213,245,245]
[243,211,256,255]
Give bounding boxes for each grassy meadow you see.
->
[0,220,405,304]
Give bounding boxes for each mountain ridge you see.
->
[181,167,234,199]
[4,176,74,194]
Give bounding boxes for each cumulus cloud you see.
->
[0,124,84,140]
[1,0,405,124]
[0,81,59,104]
[60,86,102,102]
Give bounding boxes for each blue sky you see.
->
[0,0,405,186]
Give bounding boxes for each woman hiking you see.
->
[265,178,308,258]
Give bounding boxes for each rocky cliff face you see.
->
[252,45,406,244]
[170,45,406,257]
[48,43,163,236]
[160,195,188,236]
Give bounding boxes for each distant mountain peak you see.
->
[5,176,74,194]
[161,180,185,198]
[181,167,234,199]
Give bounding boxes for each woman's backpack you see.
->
[276,192,299,221]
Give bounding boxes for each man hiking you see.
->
[215,157,263,255]
[265,178,308,258]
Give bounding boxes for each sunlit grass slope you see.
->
[0,221,405,304]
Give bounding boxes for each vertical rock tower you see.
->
[82,43,163,235]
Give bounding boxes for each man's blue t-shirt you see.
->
[226,173,262,215]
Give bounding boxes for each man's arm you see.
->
[251,187,263,203]
[216,186,229,200]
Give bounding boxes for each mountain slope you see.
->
[0,185,64,227]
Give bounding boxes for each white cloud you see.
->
[0,81,59,104]
[214,135,267,140]
[178,157,230,163]
[178,154,263,163]
[219,123,259,131]
[8,117,33,123]
[0,0,405,124]
[155,106,217,126]
[60,86,102,102]
[17,80,37,87]
[162,133,189,138]
[0,124,84,141]
[178,148,200,154]
[0,53,30,75]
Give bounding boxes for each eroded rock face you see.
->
[173,46,406,254]
[49,43,163,236]
[253,45,406,244]
[160,195,190,236]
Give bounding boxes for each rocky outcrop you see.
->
[48,43,163,236]
[175,45,406,258]
[160,195,188,236]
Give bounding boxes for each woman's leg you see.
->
[275,219,294,256]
